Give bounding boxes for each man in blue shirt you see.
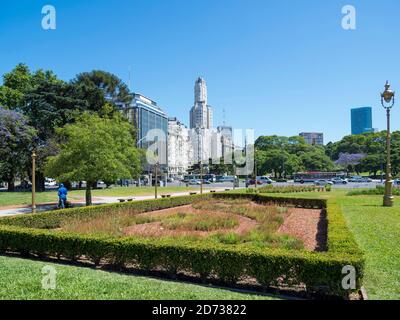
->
[58,183,68,209]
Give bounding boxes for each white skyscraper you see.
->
[190,77,213,129]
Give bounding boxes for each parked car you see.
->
[247,179,262,186]
[189,179,202,185]
[330,177,348,185]
[217,176,236,183]
[394,178,400,186]
[314,179,334,186]
[348,176,372,183]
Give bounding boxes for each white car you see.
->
[330,177,348,185]
[314,179,334,186]
[257,176,275,185]
[189,179,202,185]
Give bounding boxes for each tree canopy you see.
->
[0,106,37,191]
[45,113,141,205]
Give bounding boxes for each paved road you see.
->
[0,187,235,217]
[0,180,385,218]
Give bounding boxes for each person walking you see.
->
[58,183,68,209]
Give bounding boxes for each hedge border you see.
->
[0,193,364,298]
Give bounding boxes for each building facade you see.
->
[217,126,235,158]
[299,132,324,146]
[351,107,373,135]
[189,128,222,165]
[190,77,213,129]
[118,93,168,168]
[167,117,191,177]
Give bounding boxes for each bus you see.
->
[183,174,216,183]
[293,172,346,184]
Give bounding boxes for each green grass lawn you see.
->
[0,186,201,207]
[258,189,400,300]
[0,255,276,300]
[1,189,398,299]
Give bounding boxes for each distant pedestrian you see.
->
[58,183,68,209]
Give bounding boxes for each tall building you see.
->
[190,77,213,129]
[299,132,324,146]
[167,118,191,177]
[189,128,222,164]
[217,126,234,158]
[118,93,168,167]
[351,107,373,135]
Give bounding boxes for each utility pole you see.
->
[155,162,159,199]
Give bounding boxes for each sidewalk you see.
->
[0,188,236,217]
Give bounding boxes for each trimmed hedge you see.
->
[257,185,325,194]
[0,193,364,298]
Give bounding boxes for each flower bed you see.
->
[0,193,364,298]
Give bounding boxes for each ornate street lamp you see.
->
[381,81,395,207]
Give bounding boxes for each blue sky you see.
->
[1,0,400,143]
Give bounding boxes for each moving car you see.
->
[314,179,334,186]
[330,177,348,185]
[257,176,275,185]
[189,179,202,185]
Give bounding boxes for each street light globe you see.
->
[381,81,395,105]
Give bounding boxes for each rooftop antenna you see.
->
[128,65,132,91]
[223,108,226,126]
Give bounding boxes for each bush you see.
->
[257,185,325,194]
[347,185,400,196]
[0,193,364,298]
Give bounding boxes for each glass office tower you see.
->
[351,107,373,135]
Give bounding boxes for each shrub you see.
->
[0,193,363,298]
[347,185,400,196]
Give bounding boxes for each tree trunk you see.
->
[7,178,15,192]
[36,171,46,192]
[85,183,92,206]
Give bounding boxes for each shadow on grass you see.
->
[0,252,304,300]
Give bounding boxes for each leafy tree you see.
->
[0,63,60,110]
[284,154,304,177]
[300,150,334,172]
[360,154,383,177]
[0,107,37,191]
[45,113,141,205]
[73,70,132,105]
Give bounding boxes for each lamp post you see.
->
[254,147,258,190]
[31,151,37,213]
[381,81,395,207]
[154,162,159,199]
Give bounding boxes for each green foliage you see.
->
[45,113,141,205]
[255,135,333,177]
[329,131,400,176]
[257,185,325,194]
[73,70,132,105]
[0,194,364,298]
[347,186,400,196]
[0,107,37,189]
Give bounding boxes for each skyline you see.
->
[1,0,400,143]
